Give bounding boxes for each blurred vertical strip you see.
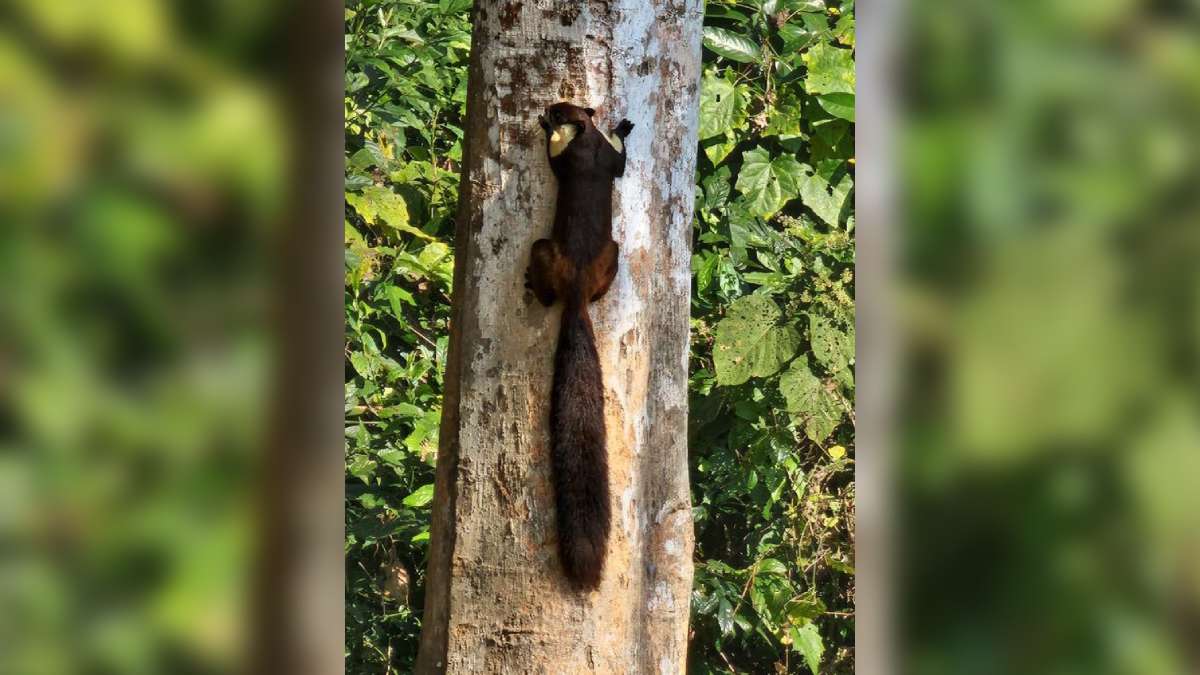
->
[856,0,900,673]
[253,1,345,674]
[0,1,344,673]
[892,0,1200,673]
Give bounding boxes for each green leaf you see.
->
[834,12,855,46]
[811,118,852,162]
[779,23,821,52]
[735,147,805,218]
[764,97,805,139]
[757,558,788,576]
[779,358,844,442]
[402,483,436,508]
[808,314,854,374]
[797,160,853,226]
[717,597,735,636]
[781,0,826,11]
[404,410,441,457]
[350,352,377,379]
[751,572,793,632]
[347,185,435,240]
[713,294,801,386]
[385,285,415,318]
[703,131,738,166]
[418,241,452,268]
[790,621,824,674]
[699,74,747,141]
[377,448,405,465]
[348,455,378,483]
[702,165,732,209]
[694,253,720,293]
[817,92,855,122]
[804,42,855,96]
[702,26,761,63]
[785,596,826,623]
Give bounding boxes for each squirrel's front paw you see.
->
[538,115,551,132]
[614,119,635,138]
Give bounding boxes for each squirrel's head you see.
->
[544,102,595,132]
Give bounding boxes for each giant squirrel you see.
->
[525,102,634,591]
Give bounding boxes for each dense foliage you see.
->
[344,0,855,672]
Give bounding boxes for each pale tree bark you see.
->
[415,0,703,673]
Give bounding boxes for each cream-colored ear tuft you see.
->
[548,124,578,157]
[603,132,623,153]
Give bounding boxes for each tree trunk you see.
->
[415,0,703,672]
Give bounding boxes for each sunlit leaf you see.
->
[703,26,761,63]
[699,74,748,140]
[714,294,801,385]
[402,483,436,508]
[790,621,824,674]
[736,147,805,218]
[779,357,844,442]
[804,42,855,96]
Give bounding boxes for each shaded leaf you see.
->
[717,597,735,636]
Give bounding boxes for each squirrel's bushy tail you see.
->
[550,295,610,591]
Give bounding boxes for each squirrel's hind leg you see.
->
[526,238,564,307]
[588,241,620,302]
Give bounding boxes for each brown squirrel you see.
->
[525,102,634,590]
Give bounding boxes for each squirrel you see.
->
[524,102,634,591]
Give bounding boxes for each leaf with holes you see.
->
[699,74,748,140]
[797,160,853,226]
[713,294,801,385]
[805,42,855,96]
[808,313,854,374]
[779,357,844,442]
[347,185,434,240]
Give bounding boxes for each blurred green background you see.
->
[900,0,1200,673]
[0,0,283,672]
[344,0,855,673]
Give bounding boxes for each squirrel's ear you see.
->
[584,107,595,117]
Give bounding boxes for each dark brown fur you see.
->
[525,102,633,590]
